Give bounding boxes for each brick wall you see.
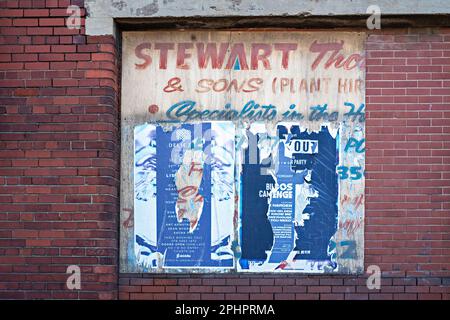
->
[0,1,449,300]
[0,0,119,299]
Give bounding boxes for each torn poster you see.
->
[133,122,235,270]
[239,123,339,273]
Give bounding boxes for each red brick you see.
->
[274,293,295,299]
[345,293,369,300]
[26,239,51,247]
[308,286,331,293]
[23,9,48,17]
[141,286,165,293]
[213,286,236,293]
[201,293,225,300]
[65,53,90,61]
[129,293,154,300]
[39,18,64,26]
[320,293,344,300]
[151,293,175,300]
[0,9,24,17]
[27,27,52,35]
[225,293,248,300]
[13,18,38,26]
[292,293,318,300]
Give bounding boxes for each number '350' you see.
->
[337,166,364,180]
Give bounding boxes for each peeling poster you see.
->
[120,31,365,273]
[133,122,235,270]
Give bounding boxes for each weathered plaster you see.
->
[85,0,450,35]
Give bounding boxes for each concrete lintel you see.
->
[85,0,450,35]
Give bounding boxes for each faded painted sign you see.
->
[120,30,365,273]
[239,123,340,272]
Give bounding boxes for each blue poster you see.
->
[239,123,339,272]
[133,122,235,270]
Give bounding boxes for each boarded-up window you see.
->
[120,31,365,274]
